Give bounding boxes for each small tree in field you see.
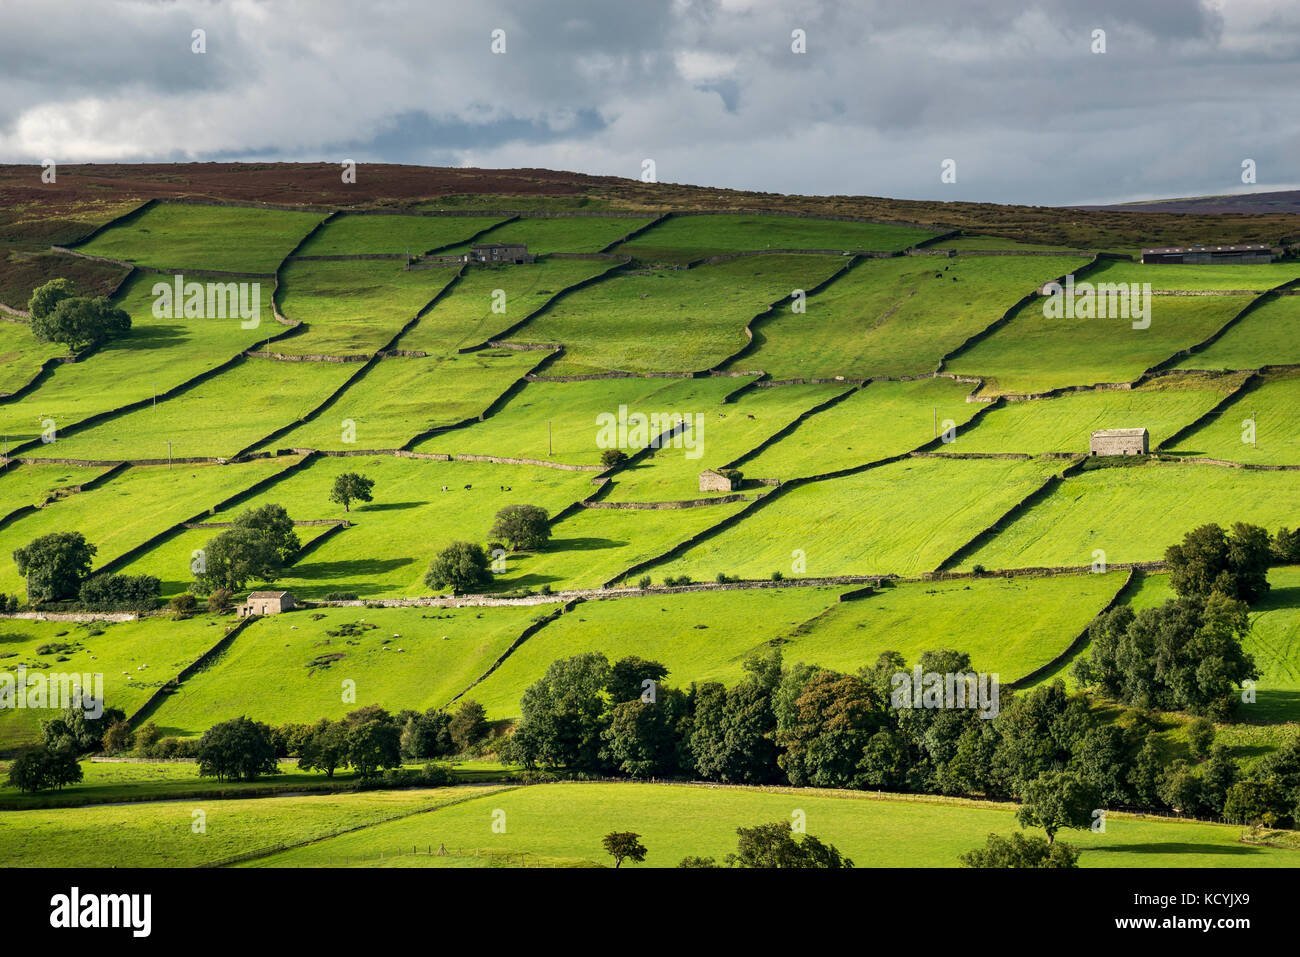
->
[1015,771,1098,844]
[329,472,375,513]
[602,831,648,868]
[490,504,550,551]
[13,531,97,603]
[425,542,492,594]
[600,449,628,469]
[29,279,130,352]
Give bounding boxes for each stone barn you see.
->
[237,591,297,617]
[469,243,534,264]
[1089,428,1149,456]
[1140,244,1275,265]
[699,469,738,492]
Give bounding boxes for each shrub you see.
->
[77,573,161,612]
[771,571,784,582]
[638,576,652,590]
[600,449,629,469]
[207,588,233,615]
[169,593,198,618]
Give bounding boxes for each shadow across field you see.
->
[1087,841,1265,858]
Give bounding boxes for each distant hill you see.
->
[1075,189,1300,215]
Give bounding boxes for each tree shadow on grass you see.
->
[287,557,413,583]
[547,536,626,552]
[119,323,192,351]
[1087,842,1264,858]
[355,501,425,512]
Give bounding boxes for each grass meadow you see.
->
[1174,294,1300,371]
[738,376,982,479]
[614,214,937,262]
[733,254,1091,380]
[946,296,1253,395]
[961,462,1300,570]
[0,615,231,748]
[146,604,555,737]
[0,458,299,594]
[514,254,847,375]
[647,456,1063,581]
[295,212,508,255]
[245,781,1296,868]
[275,259,461,356]
[78,203,324,274]
[39,358,355,461]
[1167,370,1300,465]
[0,271,281,444]
[957,373,1244,454]
[392,259,614,355]
[441,216,657,255]
[125,455,595,598]
[257,350,543,452]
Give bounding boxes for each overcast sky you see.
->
[2,0,1297,205]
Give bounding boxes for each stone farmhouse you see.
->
[237,591,297,617]
[699,469,738,492]
[469,242,535,264]
[1140,244,1275,265]
[1089,428,1149,456]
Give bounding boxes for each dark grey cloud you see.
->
[0,0,1295,204]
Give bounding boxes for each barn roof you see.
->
[245,591,292,599]
[1141,244,1272,254]
[1091,428,1148,437]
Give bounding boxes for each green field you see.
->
[958,373,1244,454]
[0,321,62,395]
[241,781,1295,868]
[0,271,281,444]
[146,604,556,737]
[0,462,114,516]
[7,187,1300,869]
[77,202,323,273]
[0,615,232,747]
[614,214,936,262]
[962,462,1300,570]
[123,522,336,598]
[441,216,656,255]
[732,255,1091,380]
[1085,260,1300,291]
[470,573,1122,718]
[938,236,1088,252]
[1174,294,1300,371]
[649,456,1063,581]
[1166,370,1300,465]
[117,455,595,598]
[296,213,507,255]
[602,382,850,502]
[498,498,750,591]
[391,259,615,355]
[0,458,299,594]
[738,376,982,479]
[275,259,461,356]
[413,375,753,466]
[0,786,505,868]
[514,255,847,375]
[946,295,1253,395]
[257,350,544,452]
[38,358,354,461]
